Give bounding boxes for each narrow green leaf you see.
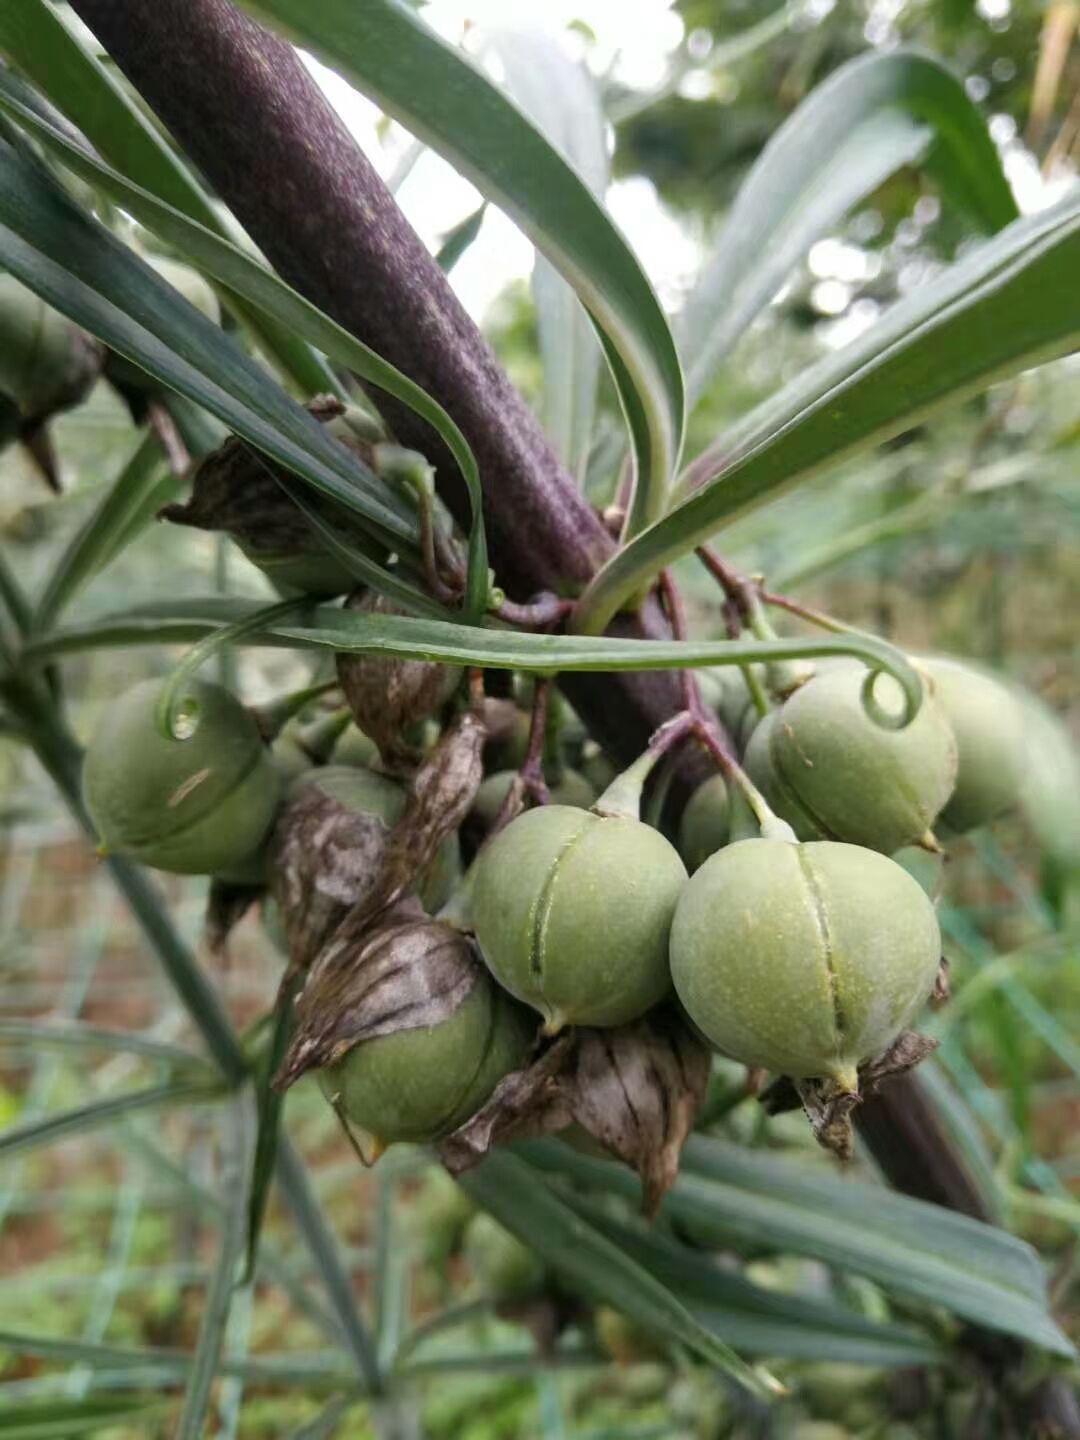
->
[0,82,489,616]
[0,1330,358,1390]
[575,1203,942,1365]
[0,138,420,558]
[33,430,173,633]
[518,1139,1074,1357]
[457,1151,779,1400]
[273,1142,383,1394]
[245,985,300,1282]
[681,49,1018,407]
[575,189,1080,633]
[0,1018,199,1065]
[23,593,924,705]
[435,204,486,273]
[0,1395,170,1438]
[0,1078,221,1161]
[238,0,684,536]
[487,29,607,478]
[176,1089,257,1440]
[0,0,336,396]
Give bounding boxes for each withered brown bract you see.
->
[439,1008,710,1219]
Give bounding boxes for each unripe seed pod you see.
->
[579,742,618,795]
[766,669,958,853]
[595,1307,665,1365]
[670,839,941,1088]
[473,805,687,1030]
[463,1213,546,1302]
[470,768,595,831]
[332,723,379,770]
[0,273,103,426]
[319,928,534,1145]
[678,775,731,872]
[82,678,280,876]
[293,764,460,913]
[922,658,1027,833]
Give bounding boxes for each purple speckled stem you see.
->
[65,0,690,781]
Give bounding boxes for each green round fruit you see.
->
[295,764,460,912]
[923,658,1027,833]
[473,806,686,1030]
[82,677,280,876]
[321,969,533,1145]
[678,775,731,872]
[579,742,618,794]
[332,724,379,769]
[763,669,957,853]
[0,272,101,421]
[595,1308,665,1365]
[237,545,362,599]
[463,1213,546,1301]
[670,838,941,1087]
[470,768,596,831]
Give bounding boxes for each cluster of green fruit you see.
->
[80,650,1029,1151]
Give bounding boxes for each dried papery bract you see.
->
[440,1009,710,1217]
[271,711,482,972]
[160,395,385,596]
[337,590,461,769]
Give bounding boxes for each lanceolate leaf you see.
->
[487,29,608,480]
[575,189,1080,634]
[518,1139,1074,1357]
[0,1396,171,1438]
[0,81,489,616]
[23,593,924,714]
[0,0,336,396]
[681,50,1018,407]
[573,1204,941,1365]
[238,0,684,537]
[0,138,423,571]
[458,1150,778,1399]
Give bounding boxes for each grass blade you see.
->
[0,1079,221,1161]
[175,1088,257,1440]
[457,1151,780,1401]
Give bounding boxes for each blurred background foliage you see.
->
[1,0,1079,1435]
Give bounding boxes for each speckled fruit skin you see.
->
[463,1213,546,1301]
[320,980,533,1145]
[923,658,1027,833]
[296,764,460,912]
[472,805,687,1030]
[678,775,731,872]
[766,669,957,853]
[82,678,280,876]
[470,768,596,830]
[670,839,941,1086]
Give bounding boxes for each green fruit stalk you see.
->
[472,805,687,1030]
[670,838,941,1089]
[82,677,280,876]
